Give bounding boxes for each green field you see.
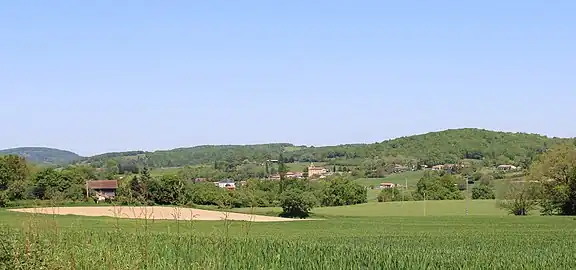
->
[1,202,575,269]
[228,199,507,217]
[355,170,425,187]
[149,167,183,176]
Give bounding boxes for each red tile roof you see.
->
[87,180,118,189]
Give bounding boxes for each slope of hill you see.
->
[73,128,572,169]
[0,147,82,165]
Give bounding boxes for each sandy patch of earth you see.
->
[8,206,305,222]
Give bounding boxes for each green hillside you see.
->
[0,147,82,165]
[74,128,570,169]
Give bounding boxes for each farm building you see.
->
[86,180,118,200]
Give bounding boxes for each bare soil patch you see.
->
[8,206,305,222]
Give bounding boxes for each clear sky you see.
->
[1,1,574,156]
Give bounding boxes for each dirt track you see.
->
[8,206,301,222]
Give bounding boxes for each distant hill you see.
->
[0,147,82,165]
[73,128,573,168]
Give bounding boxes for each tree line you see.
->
[0,155,367,217]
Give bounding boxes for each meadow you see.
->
[2,200,576,269]
[354,170,425,188]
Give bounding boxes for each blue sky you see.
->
[1,1,574,156]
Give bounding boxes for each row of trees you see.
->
[0,155,367,217]
[0,155,98,206]
[115,170,366,217]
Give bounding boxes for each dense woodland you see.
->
[75,129,568,170]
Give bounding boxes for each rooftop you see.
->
[87,180,118,189]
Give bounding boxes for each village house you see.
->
[497,164,518,171]
[86,180,118,201]
[308,163,327,177]
[270,171,304,180]
[392,164,409,173]
[431,165,444,171]
[379,182,396,189]
[285,171,304,178]
[431,164,459,171]
[215,179,235,189]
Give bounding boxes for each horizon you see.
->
[1,1,575,156]
[2,127,572,157]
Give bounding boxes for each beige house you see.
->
[308,163,327,177]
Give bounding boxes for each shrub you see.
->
[0,191,8,207]
[498,182,539,216]
[377,188,401,202]
[472,184,495,199]
[279,189,317,218]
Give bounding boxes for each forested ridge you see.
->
[2,128,571,169]
[75,128,570,168]
[0,147,81,165]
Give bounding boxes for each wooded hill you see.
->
[0,147,81,166]
[69,128,571,169]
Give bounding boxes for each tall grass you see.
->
[2,218,576,269]
[2,197,576,268]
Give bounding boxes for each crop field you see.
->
[228,199,507,217]
[2,202,575,269]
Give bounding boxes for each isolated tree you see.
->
[529,144,576,215]
[279,188,317,218]
[498,181,539,215]
[278,154,288,193]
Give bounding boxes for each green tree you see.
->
[31,168,69,200]
[416,171,464,200]
[0,155,30,194]
[278,154,288,193]
[0,191,8,207]
[318,176,367,206]
[377,188,401,202]
[279,189,317,218]
[472,184,495,199]
[104,159,119,179]
[149,175,190,205]
[498,181,539,215]
[529,144,576,215]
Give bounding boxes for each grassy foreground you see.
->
[2,202,576,269]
